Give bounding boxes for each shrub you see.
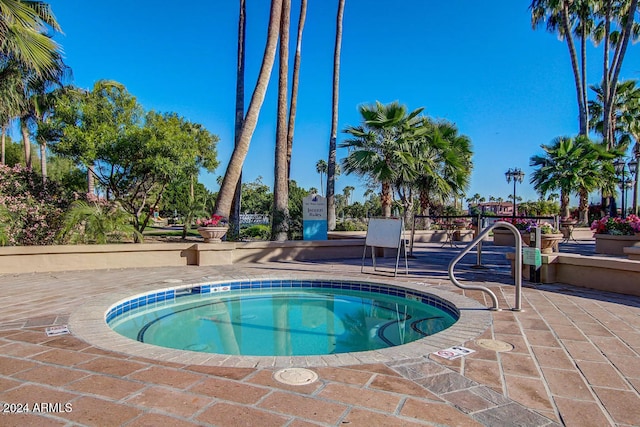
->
[335,220,367,231]
[241,224,270,240]
[59,199,142,244]
[0,165,69,246]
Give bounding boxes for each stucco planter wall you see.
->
[492,229,525,246]
[594,234,640,256]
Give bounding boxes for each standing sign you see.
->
[303,194,327,240]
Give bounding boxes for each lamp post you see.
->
[505,168,525,218]
[613,158,638,218]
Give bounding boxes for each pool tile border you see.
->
[70,273,491,368]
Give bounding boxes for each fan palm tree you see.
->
[215,0,283,220]
[341,101,423,218]
[315,159,327,195]
[530,135,614,219]
[0,0,63,78]
[414,120,472,218]
[342,185,354,205]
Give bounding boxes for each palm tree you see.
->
[272,0,291,241]
[414,120,472,219]
[0,61,22,164]
[0,0,63,78]
[215,0,283,220]
[530,0,592,135]
[341,101,423,218]
[342,185,354,205]
[230,0,247,239]
[285,0,307,179]
[589,80,639,150]
[596,0,639,148]
[316,159,327,195]
[530,135,613,219]
[327,0,345,231]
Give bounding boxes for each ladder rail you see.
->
[447,221,523,311]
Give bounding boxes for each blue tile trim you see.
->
[106,279,460,325]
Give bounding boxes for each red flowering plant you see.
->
[196,214,228,227]
[591,215,640,236]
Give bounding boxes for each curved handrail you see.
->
[447,221,523,311]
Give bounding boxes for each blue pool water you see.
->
[107,280,458,356]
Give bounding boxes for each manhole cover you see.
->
[475,339,514,352]
[273,368,318,385]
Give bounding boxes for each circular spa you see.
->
[106,279,459,357]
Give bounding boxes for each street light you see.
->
[613,158,638,218]
[505,168,525,218]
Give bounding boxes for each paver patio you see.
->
[0,240,638,426]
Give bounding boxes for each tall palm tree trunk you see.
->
[87,164,95,196]
[230,0,247,239]
[215,0,283,219]
[285,0,307,180]
[1,124,6,165]
[20,120,31,168]
[272,0,291,241]
[561,1,587,135]
[327,0,345,231]
[39,139,47,183]
[381,182,392,217]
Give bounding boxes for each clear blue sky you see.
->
[47,0,640,205]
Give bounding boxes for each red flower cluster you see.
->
[197,214,227,227]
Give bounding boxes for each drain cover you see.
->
[163,279,183,283]
[475,339,514,352]
[273,368,318,385]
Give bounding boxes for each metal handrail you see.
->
[447,221,523,311]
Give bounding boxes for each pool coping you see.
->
[69,272,492,368]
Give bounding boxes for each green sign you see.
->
[522,247,542,267]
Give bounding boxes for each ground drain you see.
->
[273,368,318,385]
[475,339,514,352]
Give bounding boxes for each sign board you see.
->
[522,247,542,267]
[433,346,476,360]
[303,194,327,240]
[365,218,403,248]
[45,325,70,337]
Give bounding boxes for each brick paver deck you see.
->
[1,240,638,426]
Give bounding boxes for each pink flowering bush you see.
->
[0,165,70,246]
[196,214,227,227]
[590,215,640,236]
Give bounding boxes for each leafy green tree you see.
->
[241,176,272,215]
[51,82,219,235]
